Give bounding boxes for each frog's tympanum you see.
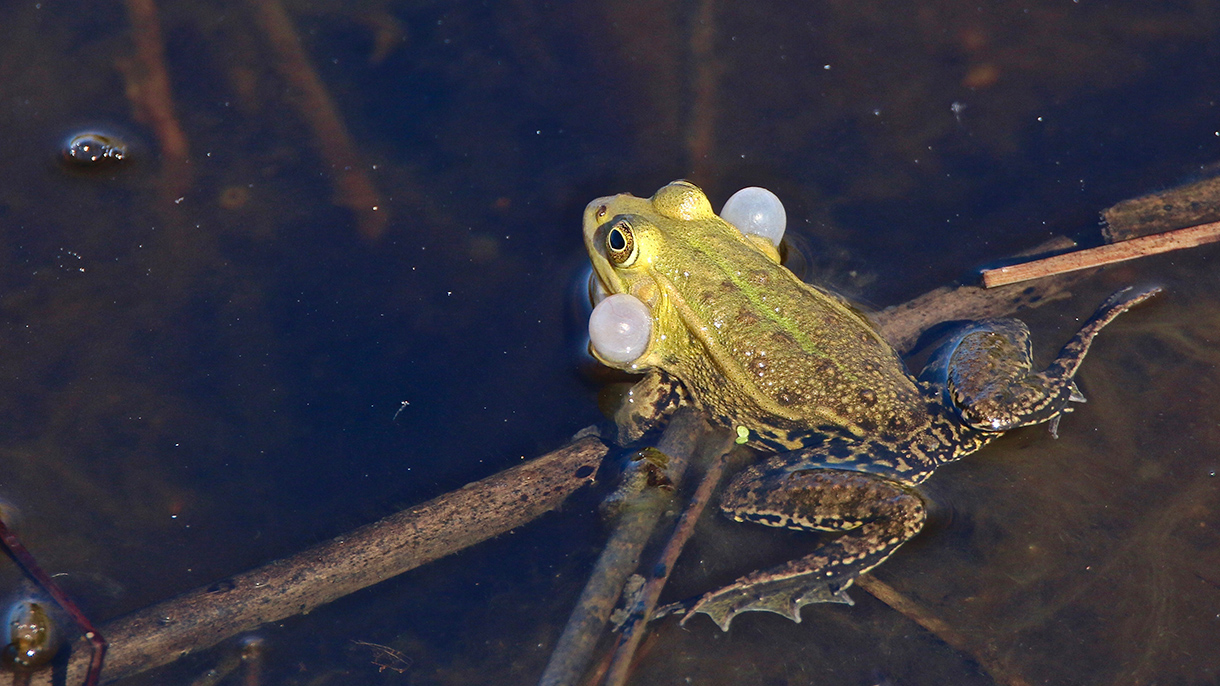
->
[583,180,1158,631]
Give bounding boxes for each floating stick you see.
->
[981,221,1220,288]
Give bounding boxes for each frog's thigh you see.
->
[722,467,925,535]
[944,320,1034,407]
[688,470,925,631]
[942,319,1069,432]
[946,286,1159,432]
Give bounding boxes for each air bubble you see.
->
[2,599,60,671]
[61,131,128,168]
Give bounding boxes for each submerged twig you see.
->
[602,439,737,686]
[247,0,388,241]
[853,576,1034,686]
[981,221,1220,288]
[120,0,191,198]
[537,410,708,686]
[32,436,605,686]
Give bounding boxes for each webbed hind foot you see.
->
[684,468,925,631]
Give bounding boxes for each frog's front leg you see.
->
[684,461,926,631]
[612,369,689,445]
[928,285,1160,436]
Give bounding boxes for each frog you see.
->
[583,180,1159,631]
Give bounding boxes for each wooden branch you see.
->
[537,411,708,686]
[981,221,1220,288]
[1101,174,1220,241]
[602,439,737,686]
[31,436,606,686]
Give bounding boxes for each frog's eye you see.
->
[605,220,638,266]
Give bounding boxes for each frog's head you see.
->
[583,179,781,299]
[583,180,788,370]
[583,180,713,300]
[582,181,719,369]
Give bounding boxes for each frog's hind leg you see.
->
[1040,285,1161,435]
[1044,285,1161,393]
[942,285,1160,435]
[683,467,926,631]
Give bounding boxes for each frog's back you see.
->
[653,228,927,448]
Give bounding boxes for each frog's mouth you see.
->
[583,196,663,368]
[587,270,612,307]
[584,246,624,306]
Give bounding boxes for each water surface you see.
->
[0,1,1217,684]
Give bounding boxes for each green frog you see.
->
[583,180,1159,631]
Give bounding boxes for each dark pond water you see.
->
[0,1,1218,684]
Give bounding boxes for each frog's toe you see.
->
[1068,381,1086,403]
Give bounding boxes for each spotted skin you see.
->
[683,285,1160,630]
[582,181,1160,631]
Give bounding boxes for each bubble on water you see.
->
[61,131,128,168]
[3,599,60,671]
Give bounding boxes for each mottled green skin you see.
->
[584,180,1158,630]
[584,182,926,455]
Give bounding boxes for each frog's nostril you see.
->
[597,204,608,218]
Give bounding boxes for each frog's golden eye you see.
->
[606,220,637,266]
